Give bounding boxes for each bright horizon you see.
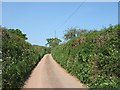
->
[2,2,118,46]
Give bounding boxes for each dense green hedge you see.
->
[52,25,120,88]
[1,28,49,89]
[0,29,2,89]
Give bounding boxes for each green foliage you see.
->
[0,27,2,89]
[8,29,28,40]
[1,27,49,89]
[64,27,88,40]
[46,38,62,48]
[52,24,120,88]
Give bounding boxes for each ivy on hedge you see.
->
[51,24,120,88]
[1,28,49,89]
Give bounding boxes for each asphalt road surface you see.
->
[23,54,87,88]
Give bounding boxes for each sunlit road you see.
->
[23,54,87,88]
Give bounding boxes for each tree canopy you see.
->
[8,29,28,40]
[46,38,62,48]
[63,27,88,40]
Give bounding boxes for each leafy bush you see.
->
[0,29,2,89]
[52,24,120,88]
[1,27,49,89]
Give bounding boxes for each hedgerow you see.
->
[1,27,49,89]
[51,24,120,88]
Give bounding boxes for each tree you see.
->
[8,29,28,40]
[46,38,62,48]
[64,27,77,40]
[64,27,88,41]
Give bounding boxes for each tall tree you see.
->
[64,27,88,40]
[64,27,77,40]
[46,38,62,48]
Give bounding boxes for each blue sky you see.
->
[2,2,118,46]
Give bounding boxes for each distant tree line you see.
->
[46,27,88,48]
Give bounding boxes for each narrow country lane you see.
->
[22,54,87,88]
